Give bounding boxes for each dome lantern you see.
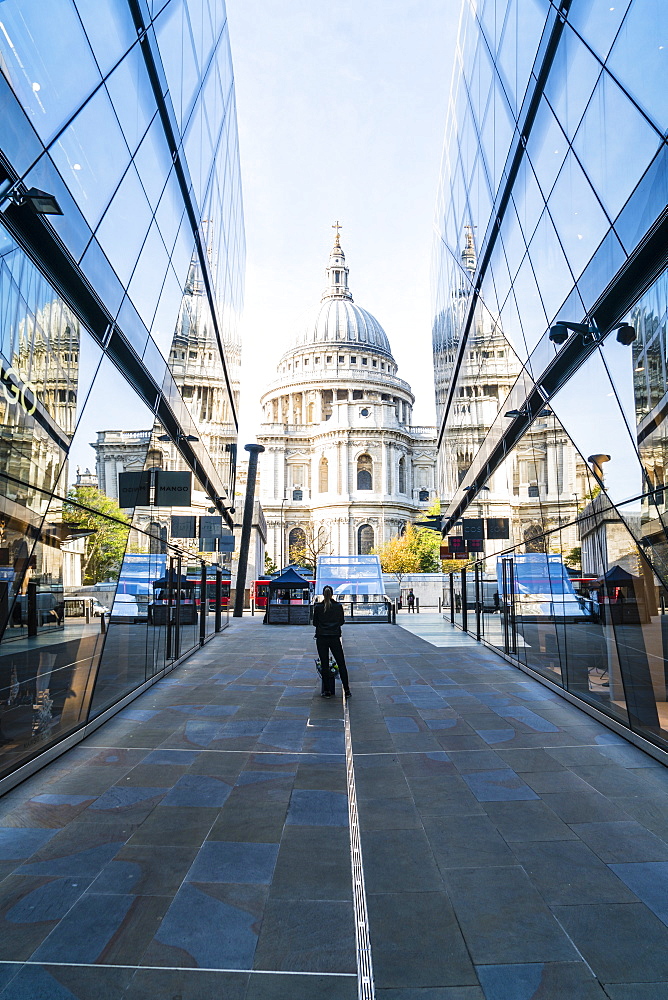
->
[293,223,395,359]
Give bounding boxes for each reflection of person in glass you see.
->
[313,586,351,699]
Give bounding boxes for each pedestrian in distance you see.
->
[407,588,415,613]
[313,585,351,699]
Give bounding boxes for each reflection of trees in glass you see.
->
[63,486,130,584]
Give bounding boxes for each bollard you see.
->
[85,601,91,624]
[251,598,255,617]
[416,597,420,614]
[438,597,442,613]
[100,612,106,634]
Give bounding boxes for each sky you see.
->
[226,0,461,444]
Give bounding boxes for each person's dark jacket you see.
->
[313,599,344,637]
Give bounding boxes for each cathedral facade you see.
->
[258,228,437,567]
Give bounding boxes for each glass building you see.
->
[433,1,668,755]
[0,0,244,787]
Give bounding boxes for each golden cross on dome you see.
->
[332,220,342,245]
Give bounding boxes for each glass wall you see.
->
[0,0,243,783]
[434,0,668,754]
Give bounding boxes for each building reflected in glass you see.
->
[433,1,668,753]
[0,0,244,786]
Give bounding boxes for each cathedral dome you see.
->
[293,224,394,359]
[301,297,393,357]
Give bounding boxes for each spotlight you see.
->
[549,323,569,345]
[23,187,63,215]
[615,324,636,345]
[537,409,553,417]
[504,409,523,418]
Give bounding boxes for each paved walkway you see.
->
[1,617,668,998]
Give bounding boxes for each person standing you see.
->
[313,586,351,698]
[407,589,415,613]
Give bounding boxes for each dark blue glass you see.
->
[0,75,43,176]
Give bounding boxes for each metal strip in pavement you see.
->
[0,960,356,977]
[344,692,375,1000]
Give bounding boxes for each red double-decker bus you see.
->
[252,579,271,609]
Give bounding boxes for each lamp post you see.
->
[233,443,264,618]
[280,496,289,571]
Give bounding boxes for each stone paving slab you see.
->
[0,616,666,996]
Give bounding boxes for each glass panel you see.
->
[544,24,602,141]
[616,5,668,131]
[0,490,124,779]
[549,348,643,507]
[548,151,611,280]
[105,44,157,156]
[566,0,632,63]
[0,0,101,142]
[127,222,171,333]
[0,74,43,176]
[526,208,575,324]
[525,97,569,202]
[572,69,662,221]
[73,0,137,78]
[94,164,153,287]
[49,84,130,229]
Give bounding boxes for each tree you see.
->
[373,524,423,586]
[63,485,130,584]
[565,546,581,570]
[288,524,330,573]
[264,551,278,575]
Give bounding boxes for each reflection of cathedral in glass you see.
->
[0,0,244,785]
[433,0,668,755]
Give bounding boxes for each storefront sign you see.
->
[118,471,150,507]
[462,518,484,540]
[486,517,510,539]
[200,515,223,538]
[171,515,197,538]
[155,471,191,507]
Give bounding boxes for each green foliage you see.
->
[264,551,278,575]
[63,485,130,584]
[578,486,601,512]
[565,546,582,569]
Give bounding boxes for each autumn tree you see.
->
[63,485,131,584]
[373,524,424,586]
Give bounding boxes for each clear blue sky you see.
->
[226,0,461,442]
